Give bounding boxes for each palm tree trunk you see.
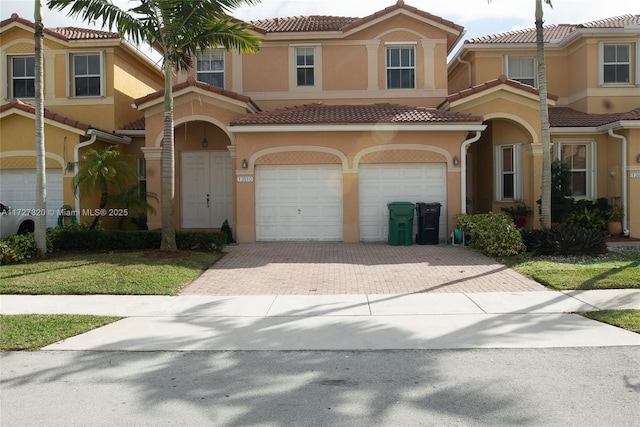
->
[160,58,177,251]
[34,0,47,256]
[536,0,552,229]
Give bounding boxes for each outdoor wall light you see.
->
[637,154,640,163]
[201,138,208,147]
[453,156,459,166]
[242,159,248,169]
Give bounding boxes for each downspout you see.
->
[73,134,97,213]
[460,131,483,214]
[608,128,630,236]
[457,56,472,88]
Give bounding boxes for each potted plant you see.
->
[607,205,624,236]
[501,201,532,229]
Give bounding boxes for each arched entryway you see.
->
[176,120,234,229]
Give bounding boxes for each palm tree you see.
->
[46,0,262,250]
[489,0,553,228]
[34,0,47,256]
[535,0,553,229]
[73,146,137,229]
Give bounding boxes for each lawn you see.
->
[505,245,640,335]
[0,315,120,351]
[0,250,223,295]
[506,246,640,290]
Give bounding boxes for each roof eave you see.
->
[230,123,486,133]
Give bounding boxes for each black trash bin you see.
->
[416,202,441,245]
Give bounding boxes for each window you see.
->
[196,49,225,88]
[296,47,315,87]
[506,56,535,87]
[560,143,588,197]
[602,44,630,84]
[11,56,35,98]
[494,144,522,201]
[72,53,102,96]
[386,46,415,89]
[555,141,596,199]
[138,157,147,196]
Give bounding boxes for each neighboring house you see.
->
[0,13,163,227]
[1,1,638,241]
[448,14,640,237]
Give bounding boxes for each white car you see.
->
[0,203,35,239]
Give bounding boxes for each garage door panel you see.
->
[256,165,343,241]
[359,163,446,242]
[0,169,64,229]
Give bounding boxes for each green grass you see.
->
[580,310,640,334]
[0,315,120,351]
[506,246,640,290]
[0,250,223,295]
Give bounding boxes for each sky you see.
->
[2,0,638,57]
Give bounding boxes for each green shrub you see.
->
[220,219,235,244]
[456,212,526,257]
[521,225,608,256]
[566,207,607,231]
[49,229,226,252]
[0,233,38,264]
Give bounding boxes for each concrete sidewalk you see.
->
[2,290,639,351]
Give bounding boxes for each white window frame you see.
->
[288,44,322,92]
[554,140,597,199]
[504,55,536,87]
[386,44,416,90]
[295,46,315,87]
[7,55,36,99]
[494,143,523,202]
[67,51,105,97]
[598,42,634,86]
[196,49,225,88]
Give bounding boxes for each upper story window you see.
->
[296,47,315,87]
[555,141,596,199]
[196,49,224,88]
[494,144,522,201]
[71,53,103,97]
[603,44,630,84]
[386,46,415,89]
[505,56,535,87]
[10,56,36,98]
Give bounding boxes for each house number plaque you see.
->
[237,176,254,183]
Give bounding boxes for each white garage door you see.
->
[256,165,343,241]
[0,169,64,228]
[359,163,446,242]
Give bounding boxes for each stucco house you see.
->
[1,1,638,242]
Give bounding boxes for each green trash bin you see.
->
[387,202,415,246]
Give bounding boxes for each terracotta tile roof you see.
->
[466,15,639,44]
[1,98,91,131]
[230,103,482,126]
[1,13,120,41]
[549,107,638,127]
[441,75,559,107]
[133,77,260,111]
[250,0,462,34]
[122,117,146,131]
[251,15,358,33]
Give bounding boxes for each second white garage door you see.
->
[255,165,343,241]
[359,163,447,242]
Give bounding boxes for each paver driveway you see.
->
[181,242,545,295]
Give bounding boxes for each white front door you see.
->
[181,151,233,228]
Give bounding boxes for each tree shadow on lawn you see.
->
[578,260,640,290]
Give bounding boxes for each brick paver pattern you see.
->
[181,242,545,295]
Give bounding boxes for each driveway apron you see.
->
[181,242,545,295]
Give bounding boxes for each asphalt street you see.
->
[2,347,639,426]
